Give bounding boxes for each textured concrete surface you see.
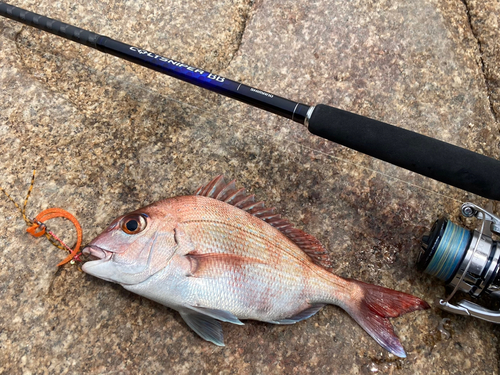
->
[0,0,499,374]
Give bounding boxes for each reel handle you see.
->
[438,299,500,324]
[307,104,500,200]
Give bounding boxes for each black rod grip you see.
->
[0,2,100,47]
[308,104,500,200]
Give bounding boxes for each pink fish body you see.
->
[82,176,428,357]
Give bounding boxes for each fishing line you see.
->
[0,170,84,266]
[422,220,471,282]
[1,2,500,199]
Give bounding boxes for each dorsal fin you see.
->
[194,176,333,270]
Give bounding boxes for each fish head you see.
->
[82,203,178,285]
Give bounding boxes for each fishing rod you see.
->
[1,2,500,200]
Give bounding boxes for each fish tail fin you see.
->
[341,279,429,358]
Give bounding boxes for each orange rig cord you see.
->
[26,208,83,266]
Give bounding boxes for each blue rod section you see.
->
[0,1,310,124]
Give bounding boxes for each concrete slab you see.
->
[0,0,499,374]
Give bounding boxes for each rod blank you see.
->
[1,1,500,200]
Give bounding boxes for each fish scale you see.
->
[82,176,429,357]
[180,200,315,265]
[180,217,310,316]
[179,203,322,313]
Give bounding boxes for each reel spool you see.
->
[418,203,500,322]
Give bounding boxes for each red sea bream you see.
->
[82,176,429,357]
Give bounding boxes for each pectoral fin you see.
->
[186,252,265,278]
[179,309,225,346]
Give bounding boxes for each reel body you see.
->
[419,203,500,322]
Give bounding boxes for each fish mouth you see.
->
[82,245,112,261]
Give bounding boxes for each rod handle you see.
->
[0,2,100,47]
[307,104,500,200]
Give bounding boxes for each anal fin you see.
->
[266,304,325,325]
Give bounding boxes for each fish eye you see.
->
[121,214,147,235]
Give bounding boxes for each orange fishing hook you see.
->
[26,208,83,266]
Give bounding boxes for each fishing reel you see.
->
[418,203,500,323]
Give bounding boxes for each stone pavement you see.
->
[1,0,499,374]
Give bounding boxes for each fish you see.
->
[82,176,429,357]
